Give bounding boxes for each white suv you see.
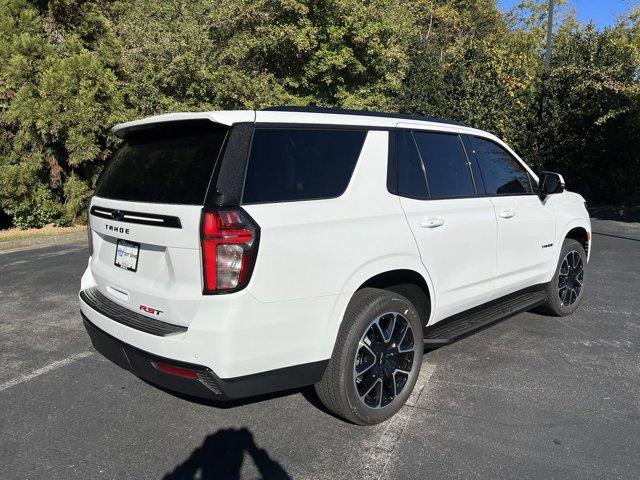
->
[80,107,591,425]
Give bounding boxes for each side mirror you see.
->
[539,171,565,198]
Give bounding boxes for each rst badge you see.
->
[139,304,163,316]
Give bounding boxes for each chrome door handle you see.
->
[420,218,445,228]
[499,210,515,219]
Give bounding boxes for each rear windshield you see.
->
[242,128,367,204]
[95,121,228,204]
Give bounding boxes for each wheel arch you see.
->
[565,226,590,258]
[319,258,435,361]
[356,269,432,330]
[557,219,592,263]
[335,256,435,330]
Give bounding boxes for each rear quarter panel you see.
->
[242,130,431,358]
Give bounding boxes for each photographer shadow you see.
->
[163,427,291,480]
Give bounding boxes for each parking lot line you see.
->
[358,360,437,480]
[0,351,94,392]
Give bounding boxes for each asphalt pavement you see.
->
[0,218,639,479]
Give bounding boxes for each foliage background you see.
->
[0,0,638,228]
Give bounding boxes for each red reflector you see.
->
[152,361,199,379]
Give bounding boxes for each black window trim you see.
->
[239,125,369,206]
[461,134,485,195]
[466,134,538,198]
[387,130,398,195]
[205,123,252,208]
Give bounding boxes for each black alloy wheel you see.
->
[558,250,584,306]
[539,238,587,317]
[354,312,415,409]
[315,288,423,425]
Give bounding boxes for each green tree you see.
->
[0,0,127,227]
[0,0,639,228]
[117,0,416,112]
[398,0,543,163]
[542,11,640,204]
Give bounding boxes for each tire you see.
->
[315,288,423,425]
[540,238,587,316]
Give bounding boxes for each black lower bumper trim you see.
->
[80,288,187,336]
[82,314,328,401]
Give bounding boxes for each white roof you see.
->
[112,109,489,139]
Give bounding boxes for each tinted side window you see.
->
[397,130,429,198]
[470,137,533,195]
[413,132,475,198]
[242,129,366,204]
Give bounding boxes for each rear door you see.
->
[88,120,228,327]
[466,135,556,297]
[397,129,497,322]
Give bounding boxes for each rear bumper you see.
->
[82,313,327,401]
[80,261,342,379]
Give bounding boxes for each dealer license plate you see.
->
[114,239,140,272]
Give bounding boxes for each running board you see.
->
[423,286,547,346]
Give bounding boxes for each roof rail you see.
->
[261,106,467,127]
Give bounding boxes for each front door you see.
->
[466,135,556,297]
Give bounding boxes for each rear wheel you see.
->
[315,288,423,425]
[541,238,587,316]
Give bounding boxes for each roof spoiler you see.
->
[111,111,256,138]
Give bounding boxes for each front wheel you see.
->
[315,288,423,425]
[540,238,587,316]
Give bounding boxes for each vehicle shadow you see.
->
[163,427,291,480]
[149,379,352,423]
[149,380,306,409]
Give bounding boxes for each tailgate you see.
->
[88,198,203,327]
